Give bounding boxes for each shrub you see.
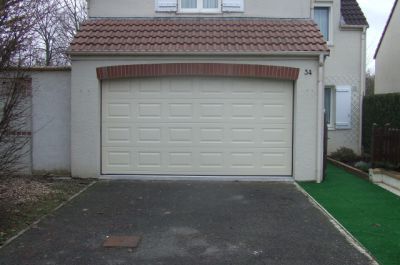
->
[363,93,400,153]
[374,162,400,172]
[354,161,371,173]
[330,147,359,163]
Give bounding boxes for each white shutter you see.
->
[155,0,177,12]
[335,85,352,129]
[222,0,244,12]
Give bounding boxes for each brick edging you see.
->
[96,63,300,81]
[8,131,32,137]
[327,157,370,180]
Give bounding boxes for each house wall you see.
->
[316,0,365,154]
[86,0,366,155]
[30,70,71,175]
[71,56,321,181]
[375,1,400,94]
[88,0,311,18]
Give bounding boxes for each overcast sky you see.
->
[358,0,396,72]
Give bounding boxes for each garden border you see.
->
[327,158,369,180]
[0,181,97,249]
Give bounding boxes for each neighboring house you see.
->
[63,0,367,182]
[374,0,400,94]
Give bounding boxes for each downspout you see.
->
[310,0,314,18]
[87,0,91,18]
[317,54,326,183]
[359,26,367,154]
[311,0,324,183]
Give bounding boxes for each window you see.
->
[325,87,333,127]
[180,0,221,12]
[314,7,330,42]
[182,0,196,8]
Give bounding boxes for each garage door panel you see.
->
[103,123,291,148]
[105,103,131,119]
[102,147,292,175]
[137,128,162,143]
[104,151,132,170]
[103,80,132,96]
[199,128,224,143]
[102,77,293,176]
[199,79,226,97]
[104,78,292,100]
[105,127,132,144]
[169,103,194,118]
[103,100,292,124]
[137,152,162,168]
[261,151,292,170]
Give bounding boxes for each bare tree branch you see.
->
[0,0,87,175]
[0,0,35,176]
[31,0,87,66]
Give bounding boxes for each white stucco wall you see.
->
[88,0,311,18]
[71,56,321,181]
[375,1,400,94]
[30,70,71,175]
[316,0,366,154]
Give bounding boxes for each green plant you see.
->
[363,93,400,153]
[354,161,371,173]
[373,161,400,172]
[330,147,359,163]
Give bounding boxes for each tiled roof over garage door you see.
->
[69,18,329,55]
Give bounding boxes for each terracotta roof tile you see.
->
[341,0,369,26]
[70,18,329,55]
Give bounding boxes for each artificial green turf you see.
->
[299,163,400,265]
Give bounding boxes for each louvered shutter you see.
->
[335,86,352,129]
[222,0,244,12]
[155,0,178,12]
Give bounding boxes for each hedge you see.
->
[363,93,400,153]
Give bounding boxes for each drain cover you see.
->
[103,236,141,248]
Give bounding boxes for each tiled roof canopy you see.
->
[69,18,329,55]
[341,0,369,26]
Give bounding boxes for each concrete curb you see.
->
[294,183,380,265]
[0,181,97,250]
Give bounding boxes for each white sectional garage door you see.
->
[102,77,293,176]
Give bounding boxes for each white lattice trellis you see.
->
[325,75,362,153]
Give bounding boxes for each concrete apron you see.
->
[100,175,294,182]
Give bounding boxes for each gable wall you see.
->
[88,0,311,18]
[319,0,365,154]
[375,1,400,94]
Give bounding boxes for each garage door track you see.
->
[0,181,375,265]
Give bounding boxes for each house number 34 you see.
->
[304,69,312,75]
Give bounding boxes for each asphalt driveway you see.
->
[0,181,374,265]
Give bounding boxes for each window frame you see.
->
[324,86,335,129]
[313,4,334,46]
[178,0,222,13]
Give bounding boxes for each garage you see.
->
[70,17,329,181]
[101,76,293,176]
